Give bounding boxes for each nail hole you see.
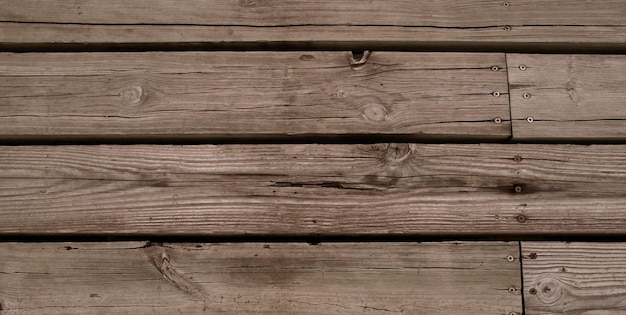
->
[523,93,531,99]
[526,116,534,123]
[529,252,537,259]
[491,65,500,71]
[519,64,527,71]
[508,287,516,293]
[494,117,502,124]
[493,91,501,97]
[513,155,522,162]
[529,288,537,295]
[516,214,527,223]
[502,1,510,6]
[504,25,512,31]
[507,255,515,262]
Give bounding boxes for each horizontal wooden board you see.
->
[0,51,509,141]
[1,1,625,52]
[522,242,626,314]
[508,54,626,141]
[1,144,625,236]
[0,242,522,314]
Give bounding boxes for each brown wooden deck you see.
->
[1,1,625,314]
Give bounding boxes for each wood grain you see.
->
[0,51,509,141]
[1,0,625,52]
[0,242,522,314]
[1,144,625,236]
[508,54,626,141]
[522,242,626,314]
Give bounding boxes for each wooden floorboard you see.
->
[1,1,625,52]
[0,51,509,141]
[508,54,626,141]
[0,241,521,314]
[522,242,626,314]
[1,144,625,236]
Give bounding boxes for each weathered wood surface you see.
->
[508,54,626,141]
[522,242,626,314]
[0,242,522,314]
[1,1,625,52]
[0,51,509,141]
[1,144,625,236]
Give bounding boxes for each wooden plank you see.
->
[0,242,522,314]
[508,54,626,141]
[1,1,625,52]
[1,144,625,236]
[0,51,509,141]
[522,242,626,314]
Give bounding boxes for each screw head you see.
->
[526,116,534,123]
[491,65,500,71]
[514,185,523,193]
[494,117,502,124]
[519,64,527,71]
[516,214,527,223]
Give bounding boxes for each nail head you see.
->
[529,288,538,295]
[516,214,527,223]
[494,117,502,124]
[507,255,515,262]
[493,91,501,97]
[526,116,534,123]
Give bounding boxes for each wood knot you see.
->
[565,80,580,103]
[385,143,414,163]
[299,54,316,61]
[120,85,145,105]
[361,103,388,122]
[533,277,564,304]
[239,0,259,6]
